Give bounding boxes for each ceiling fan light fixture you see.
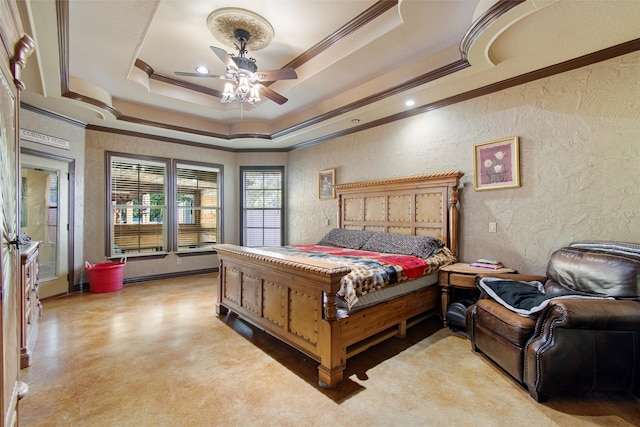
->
[221,82,236,103]
[237,75,250,94]
[187,7,295,107]
[248,86,261,104]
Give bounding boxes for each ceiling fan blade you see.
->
[257,84,288,105]
[210,46,237,72]
[255,68,297,82]
[174,71,227,79]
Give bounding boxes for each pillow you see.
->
[317,229,374,249]
[360,232,444,259]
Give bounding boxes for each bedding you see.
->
[477,277,612,317]
[259,244,454,309]
[336,273,438,315]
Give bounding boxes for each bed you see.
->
[214,170,463,387]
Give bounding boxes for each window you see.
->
[108,153,223,257]
[109,155,168,256]
[175,162,221,251]
[241,167,284,246]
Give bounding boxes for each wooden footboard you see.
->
[215,244,441,387]
[215,244,350,386]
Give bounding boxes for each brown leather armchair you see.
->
[467,242,640,402]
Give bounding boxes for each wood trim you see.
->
[291,38,640,150]
[459,0,526,60]
[62,91,121,117]
[135,1,397,94]
[52,0,640,151]
[84,125,287,153]
[57,0,70,93]
[282,0,398,71]
[10,36,35,89]
[273,59,470,140]
[148,70,224,99]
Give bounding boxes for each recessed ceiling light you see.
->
[405,100,415,107]
[195,66,210,74]
[351,119,360,123]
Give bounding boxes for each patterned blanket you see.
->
[259,244,455,309]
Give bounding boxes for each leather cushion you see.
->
[474,299,537,347]
[547,247,640,298]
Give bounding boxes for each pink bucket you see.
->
[85,259,126,293]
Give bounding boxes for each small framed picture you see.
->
[318,168,336,199]
[474,137,520,191]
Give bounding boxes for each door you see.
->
[20,154,70,298]
[1,48,22,426]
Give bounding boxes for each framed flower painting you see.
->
[474,137,520,190]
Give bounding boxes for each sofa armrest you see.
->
[525,299,640,398]
[536,299,640,330]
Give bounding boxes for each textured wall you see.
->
[82,131,286,279]
[288,52,640,275]
[83,131,232,279]
[20,52,640,281]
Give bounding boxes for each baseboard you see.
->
[75,267,218,292]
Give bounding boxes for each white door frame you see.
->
[20,148,75,296]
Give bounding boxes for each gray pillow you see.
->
[360,232,444,259]
[317,229,374,249]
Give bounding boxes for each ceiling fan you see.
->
[175,28,297,105]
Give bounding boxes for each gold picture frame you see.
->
[474,136,520,191]
[318,168,336,199]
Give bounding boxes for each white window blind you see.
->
[110,157,167,255]
[242,168,283,246]
[176,163,221,251]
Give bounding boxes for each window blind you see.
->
[242,168,283,246]
[175,163,220,251]
[110,157,167,255]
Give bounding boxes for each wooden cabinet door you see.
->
[0,52,21,426]
[1,1,34,424]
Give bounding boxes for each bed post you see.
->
[318,289,345,388]
[449,183,460,261]
[215,259,229,315]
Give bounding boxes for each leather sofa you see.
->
[467,242,640,402]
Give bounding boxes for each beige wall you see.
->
[21,51,639,282]
[287,52,640,275]
[83,131,286,279]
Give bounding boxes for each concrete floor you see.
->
[19,273,640,426]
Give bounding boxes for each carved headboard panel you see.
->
[334,171,463,258]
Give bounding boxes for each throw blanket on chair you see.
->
[477,278,612,317]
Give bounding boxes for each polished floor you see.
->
[19,274,640,426]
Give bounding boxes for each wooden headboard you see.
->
[334,171,463,259]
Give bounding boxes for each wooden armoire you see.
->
[0,1,34,425]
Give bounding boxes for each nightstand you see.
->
[438,262,516,327]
